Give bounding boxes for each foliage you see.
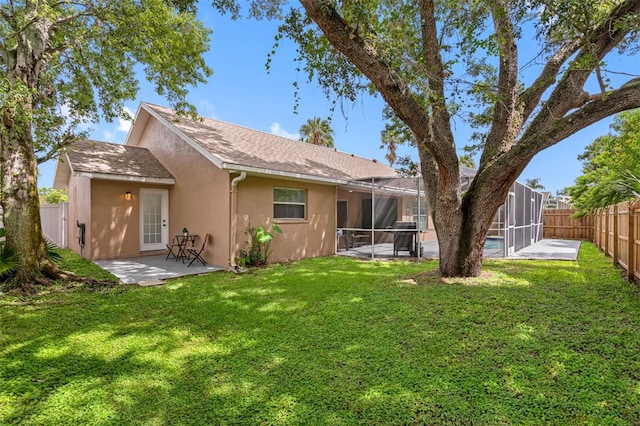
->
[299,117,335,147]
[0,226,64,284]
[0,0,213,287]
[255,223,283,263]
[0,228,18,278]
[458,154,476,169]
[46,240,63,265]
[38,187,68,204]
[2,244,640,423]
[394,155,420,177]
[0,0,212,161]
[235,223,283,267]
[567,109,640,212]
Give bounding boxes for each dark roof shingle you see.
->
[67,140,174,180]
[143,103,397,181]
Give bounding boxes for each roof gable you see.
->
[137,102,398,183]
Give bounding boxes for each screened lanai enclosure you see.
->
[336,169,544,259]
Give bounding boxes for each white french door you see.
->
[139,188,169,251]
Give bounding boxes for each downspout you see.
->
[229,171,247,268]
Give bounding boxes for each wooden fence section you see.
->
[543,209,593,240]
[544,203,640,283]
[592,201,640,283]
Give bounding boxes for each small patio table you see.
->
[172,234,198,263]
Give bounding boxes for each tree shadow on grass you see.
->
[1,252,639,424]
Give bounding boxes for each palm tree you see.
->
[459,154,476,169]
[524,178,546,191]
[299,117,335,148]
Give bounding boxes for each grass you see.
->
[1,243,639,425]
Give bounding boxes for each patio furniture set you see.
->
[166,233,209,267]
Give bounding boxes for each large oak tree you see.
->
[1,0,211,290]
[226,0,640,277]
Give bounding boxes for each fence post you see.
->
[613,204,619,266]
[595,208,600,246]
[604,207,609,255]
[630,204,637,283]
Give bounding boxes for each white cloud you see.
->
[117,106,134,133]
[269,122,300,140]
[196,99,218,119]
[103,130,117,142]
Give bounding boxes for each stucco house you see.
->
[54,102,410,267]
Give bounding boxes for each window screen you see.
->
[274,187,306,219]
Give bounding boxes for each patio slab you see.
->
[95,255,226,285]
[338,239,581,261]
[507,239,581,261]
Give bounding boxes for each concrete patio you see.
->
[338,238,581,261]
[95,255,226,285]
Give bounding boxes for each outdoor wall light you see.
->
[125,191,132,201]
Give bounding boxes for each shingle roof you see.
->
[141,103,398,182]
[67,140,174,180]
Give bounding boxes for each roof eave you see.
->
[74,171,176,185]
[223,163,349,186]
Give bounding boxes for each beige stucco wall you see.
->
[90,181,172,260]
[67,173,92,258]
[135,117,231,267]
[236,177,336,262]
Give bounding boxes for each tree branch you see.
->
[480,0,521,166]
[529,0,640,133]
[520,37,582,121]
[36,134,81,164]
[499,77,640,180]
[418,0,459,177]
[536,78,640,152]
[297,0,456,170]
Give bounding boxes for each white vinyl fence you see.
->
[0,203,68,248]
[40,203,68,248]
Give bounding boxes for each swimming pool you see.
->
[484,236,504,250]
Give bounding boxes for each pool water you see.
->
[484,237,504,250]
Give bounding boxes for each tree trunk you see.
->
[0,110,50,289]
[427,157,515,278]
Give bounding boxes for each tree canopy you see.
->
[220,0,640,277]
[1,0,212,161]
[38,187,67,204]
[0,0,212,289]
[567,109,640,211]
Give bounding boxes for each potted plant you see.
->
[182,227,188,236]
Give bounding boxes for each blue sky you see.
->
[39,5,636,195]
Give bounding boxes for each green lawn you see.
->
[1,243,639,425]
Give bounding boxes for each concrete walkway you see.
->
[95,255,226,285]
[507,239,581,260]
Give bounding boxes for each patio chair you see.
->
[165,237,182,261]
[187,233,209,267]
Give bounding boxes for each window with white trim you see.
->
[274,187,306,219]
